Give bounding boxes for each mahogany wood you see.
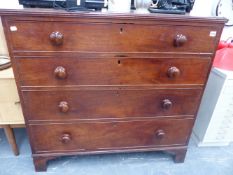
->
[22,88,202,121]
[174,34,188,47]
[58,101,69,113]
[167,66,181,78]
[7,20,219,53]
[33,156,56,172]
[162,99,173,110]
[165,148,188,163]
[155,129,166,139]
[49,31,64,46]
[54,66,67,79]
[16,57,211,86]
[29,118,193,153]
[0,9,226,171]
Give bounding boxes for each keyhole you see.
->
[115,91,120,96]
[118,60,121,65]
[120,28,123,34]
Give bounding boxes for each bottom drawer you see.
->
[29,118,193,153]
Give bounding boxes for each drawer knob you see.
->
[155,130,165,139]
[50,31,63,46]
[58,101,69,113]
[60,133,71,144]
[54,66,67,79]
[167,66,180,78]
[174,34,187,47]
[162,99,172,110]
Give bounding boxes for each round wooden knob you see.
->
[155,130,165,139]
[167,66,180,78]
[174,34,187,47]
[58,101,69,113]
[60,133,71,144]
[50,31,63,46]
[162,99,172,110]
[54,66,67,79]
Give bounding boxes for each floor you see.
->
[0,128,233,175]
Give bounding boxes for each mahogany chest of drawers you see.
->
[0,9,226,171]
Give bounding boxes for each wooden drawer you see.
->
[22,88,202,121]
[16,57,211,86]
[29,118,193,153]
[7,21,218,53]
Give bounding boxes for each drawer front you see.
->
[29,118,193,153]
[8,21,218,53]
[17,57,211,86]
[23,89,202,121]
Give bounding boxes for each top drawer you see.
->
[7,21,218,53]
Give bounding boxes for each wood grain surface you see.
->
[0,9,226,171]
[16,57,211,86]
[22,88,201,121]
[29,118,194,153]
[7,20,219,53]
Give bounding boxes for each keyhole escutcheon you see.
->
[120,27,123,34]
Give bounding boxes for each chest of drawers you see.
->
[0,9,226,171]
